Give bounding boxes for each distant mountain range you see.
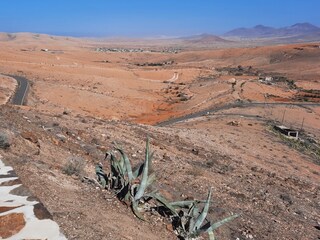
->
[181,33,231,44]
[1,22,319,46]
[223,22,320,38]
[179,23,320,45]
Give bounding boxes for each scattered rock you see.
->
[52,122,60,127]
[81,118,88,123]
[97,145,107,152]
[66,130,76,137]
[251,166,258,172]
[91,138,102,145]
[0,178,22,186]
[0,170,17,178]
[33,202,53,220]
[178,89,193,101]
[227,120,241,126]
[0,132,10,149]
[63,109,71,115]
[52,137,60,145]
[56,133,67,142]
[9,185,33,197]
[280,193,293,205]
[191,148,199,155]
[166,224,173,232]
[0,213,26,238]
[163,153,171,161]
[0,205,23,214]
[21,131,38,144]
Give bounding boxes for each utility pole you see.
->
[300,117,305,131]
[263,95,267,118]
[281,109,286,124]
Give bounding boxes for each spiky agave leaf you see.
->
[130,184,139,199]
[109,152,120,176]
[170,200,206,208]
[180,214,188,234]
[148,151,155,169]
[146,172,156,187]
[147,192,178,216]
[192,188,212,232]
[208,230,215,240]
[110,145,125,176]
[193,214,239,239]
[188,202,200,234]
[109,151,131,190]
[203,214,239,233]
[132,200,145,221]
[117,182,130,201]
[109,156,120,188]
[132,150,154,179]
[133,162,144,179]
[95,164,107,188]
[116,149,126,176]
[134,137,151,201]
[116,147,134,182]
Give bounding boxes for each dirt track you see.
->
[156,101,320,126]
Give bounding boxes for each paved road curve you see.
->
[6,75,29,105]
[156,101,320,127]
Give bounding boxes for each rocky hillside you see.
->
[1,103,319,239]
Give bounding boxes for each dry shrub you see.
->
[63,156,85,176]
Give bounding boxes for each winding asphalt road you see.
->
[156,101,320,127]
[5,74,29,105]
[4,74,319,127]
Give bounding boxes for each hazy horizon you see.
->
[1,0,320,38]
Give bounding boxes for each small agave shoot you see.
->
[171,188,239,240]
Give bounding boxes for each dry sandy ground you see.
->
[0,33,320,239]
[0,75,16,104]
[0,33,319,124]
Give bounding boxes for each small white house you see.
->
[265,76,273,82]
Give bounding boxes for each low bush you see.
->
[63,156,85,176]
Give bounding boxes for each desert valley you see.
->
[0,23,320,240]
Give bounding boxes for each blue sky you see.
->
[0,0,319,37]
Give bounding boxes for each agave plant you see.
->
[145,188,238,239]
[118,138,157,220]
[172,189,238,240]
[99,137,157,220]
[95,138,239,238]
